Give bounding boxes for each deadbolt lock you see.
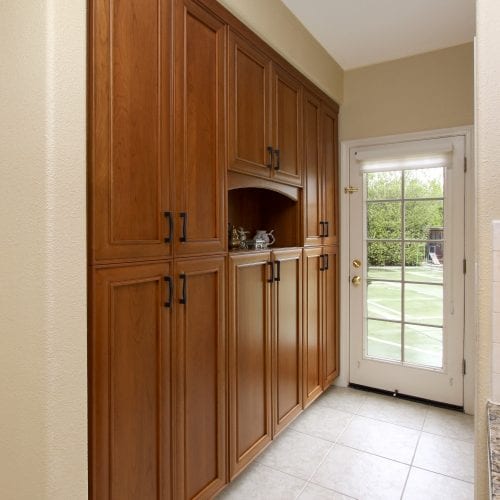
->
[352,259,362,268]
[344,186,359,194]
[351,276,361,286]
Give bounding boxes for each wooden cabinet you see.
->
[272,66,303,186]
[173,0,227,256]
[228,32,302,186]
[90,0,172,263]
[90,262,172,500]
[302,247,323,406]
[173,256,226,499]
[228,252,273,477]
[303,93,339,246]
[272,248,303,435]
[322,246,339,387]
[228,249,303,475]
[89,0,339,497]
[321,104,339,246]
[90,0,227,264]
[303,246,339,408]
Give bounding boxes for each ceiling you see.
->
[281,0,475,70]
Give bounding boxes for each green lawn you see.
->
[364,265,443,368]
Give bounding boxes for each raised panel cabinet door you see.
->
[90,262,172,500]
[302,247,323,407]
[321,103,339,246]
[322,246,339,388]
[271,65,303,187]
[90,0,172,263]
[174,0,226,257]
[229,252,273,478]
[173,256,226,499]
[303,91,323,246]
[228,30,272,179]
[272,249,303,436]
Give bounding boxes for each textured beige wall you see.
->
[340,43,474,140]
[0,1,87,499]
[476,1,500,497]
[216,0,343,103]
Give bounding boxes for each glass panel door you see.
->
[349,136,465,405]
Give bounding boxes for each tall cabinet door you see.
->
[272,249,303,435]
[322,246,339,388]
[303,91,323,246]
[229,252,273,478]
[271,66,303,186]
[174,256,226,499]
[302,247,324,407]
[90,0,172,262]
[321,103,339,246]
[90,262,172,500]
[228,31,272,178]
[174,0,226,257]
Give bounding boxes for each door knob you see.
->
[351,276,361,286]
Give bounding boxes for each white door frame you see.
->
[338,126,475,414]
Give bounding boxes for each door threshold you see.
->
[348,383,464,412]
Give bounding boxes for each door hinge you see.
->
[463,259,467,274]
[464,156,467,173]
[463,359,467,375]
[344,186,359,194]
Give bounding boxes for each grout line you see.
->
[332,441,414,467]
[411,464,475,485]
[419,428,475,444]
[399,429,424,499]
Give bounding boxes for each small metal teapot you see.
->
[254,229,275,248]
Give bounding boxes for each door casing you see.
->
[338,126,475,414]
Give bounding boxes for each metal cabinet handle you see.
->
[325,254,329,271]
[273,149,280,170]
[180,273,187,304]
[267,146,274,168]
[164,211,173,243]
[164,276,173,308]
[267,261,274,283]
[325,221,329,238]
[180,212,187,242]
[319,221,325,238]
[319,254,325,272]
[275,260,281,282]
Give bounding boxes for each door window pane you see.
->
[366,171,402,200]
[404,284,443,326]
[404,168,444,199]
[404,200,443,240]
[367,202,401,239]
[404,324,443,368]
[405,243,443,283]
[367,281,401,321]
[367,242,402,280]
[366,319,401,362]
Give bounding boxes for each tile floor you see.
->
[217,386,474,500]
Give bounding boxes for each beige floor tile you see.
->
[316,386,368,413]
[402,467,474,499]
[413,432,474,482]
[298,482,355,499]
[338,415,420,464]
[256,428,332,480]
[289,404,352,442]
[311,444,410,500]
[423,407,474,442]
[356,394,428,430]
[217,463,306,500]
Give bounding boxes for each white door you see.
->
[348,136,465,406]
